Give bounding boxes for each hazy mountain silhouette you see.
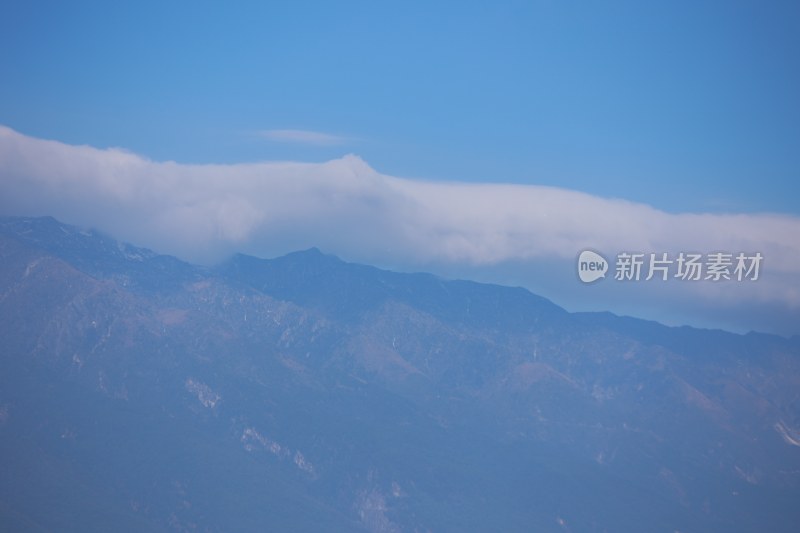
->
[1,216,799,532]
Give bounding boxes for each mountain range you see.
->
[1,215,799,532]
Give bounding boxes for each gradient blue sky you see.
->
[2,0,798,215]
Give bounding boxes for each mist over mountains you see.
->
[1,216,799,532]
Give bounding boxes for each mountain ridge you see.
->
[1,215,786,341]
[1,215,799,532]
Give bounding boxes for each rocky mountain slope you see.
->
[1,216,799,532]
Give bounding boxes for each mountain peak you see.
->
[0,215,198,291]
[283,246,337,261]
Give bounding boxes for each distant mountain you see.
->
[1,216,799,532]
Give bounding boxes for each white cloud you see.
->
[257,129,350,145]
[1,125,799,334]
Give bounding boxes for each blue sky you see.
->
[2,0,798,214]
[1,1,799,335]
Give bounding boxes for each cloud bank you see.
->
[1,125,798,334]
